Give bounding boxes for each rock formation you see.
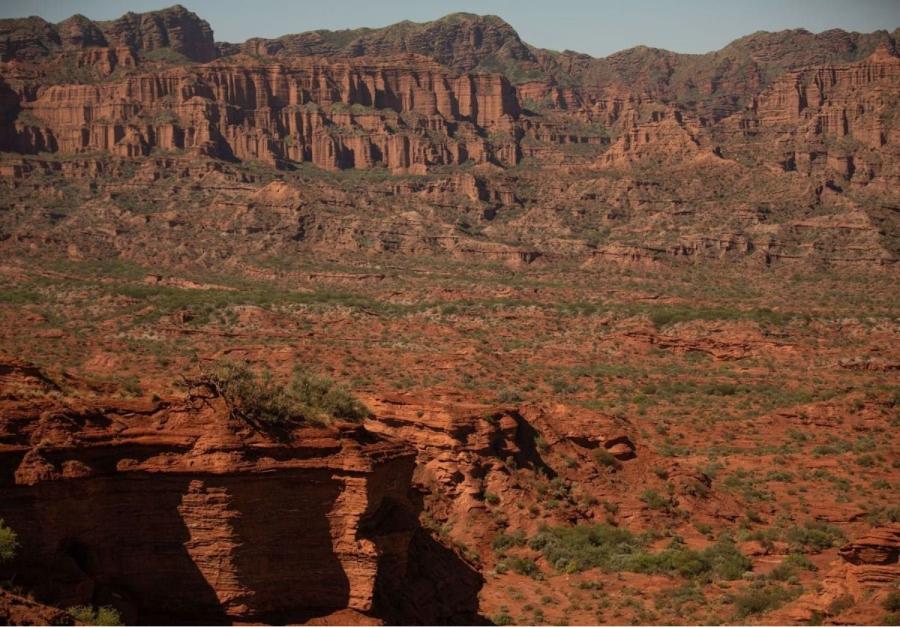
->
[0,360,483,624]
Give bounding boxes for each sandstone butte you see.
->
[0,5,898,627]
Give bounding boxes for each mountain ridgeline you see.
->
[1,5,897,115]
[0,4,898,267]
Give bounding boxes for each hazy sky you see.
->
[3,0,899,57]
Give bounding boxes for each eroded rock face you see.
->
[777,524,900,624]
[0,365,483,624]
[4,55,519,170]
[732,45,900,188]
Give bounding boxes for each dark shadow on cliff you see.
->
[0,476,229,625]
[363,492,489,625]
[219,472,351,624]
[511,411,556,478]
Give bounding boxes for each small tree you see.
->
[197,361,371,427]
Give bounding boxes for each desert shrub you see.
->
[528,524,750,580]
[200,361,370,427]
[496,387,524,403]
[769,551,819,582]
[67,606,123,626]
[783,552,817,571]
[654,583,704,612]
[497,555,541,577]
[729,582,800,618]
[784,521,844,553]
[827,594,854,615]
[632,538,750,580]
[492,530,527,553]
[722,469,774,502]
[0,518,17,562]
[639,489,670,510]
[865,504,900,525]
[768,561,797,582]
[700,540,754,580]
[121,375,143,397]
[529,524,644,573]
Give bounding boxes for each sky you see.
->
[2,0,898,57]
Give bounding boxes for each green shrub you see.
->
[497,556,541,577]
[0,519,17,562]
[785,521,844,553]
[492,530,526,553]
[639,489,669,510]
[729,582,800,618]
[701,540,754,580]
[783,553,817,571]
[67,606,123,626]
[769,551,818,582]
[528,524,750,580]
[201,361,370,427]
[827,594,854,615]
[496,388,524,403]
[529,524,643,573]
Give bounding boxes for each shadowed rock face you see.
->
[0,364,484,624]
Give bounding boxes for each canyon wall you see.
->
[3,56,520,171]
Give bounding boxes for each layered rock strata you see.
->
[0,361,482,624]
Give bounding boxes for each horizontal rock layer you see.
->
[0,362,482,624]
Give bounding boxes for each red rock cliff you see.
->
[0,360,483,624]
[4,55,520,171]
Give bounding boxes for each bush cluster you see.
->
[529,524,750,580]
[0,518,17,562]
[67,606,123,626]
[201,361,370,427]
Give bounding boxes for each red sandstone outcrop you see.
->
[0,361,483,624]
[598,107,715,166]
[4,55,519,170]
[777,524,900,624]
[363,396,642,552]
[726,45,900,187]
[0,8,897,273]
